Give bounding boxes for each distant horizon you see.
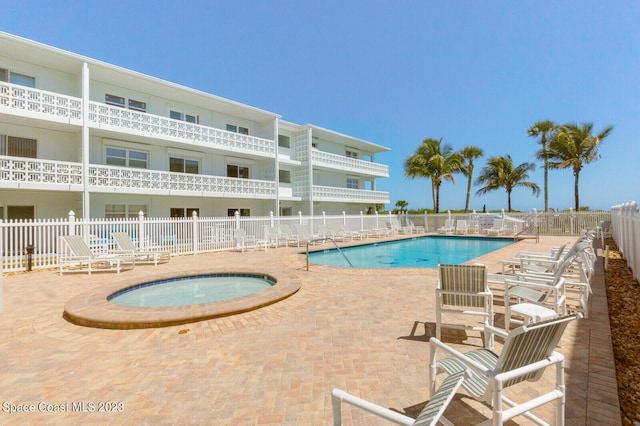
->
[1,1,637,212]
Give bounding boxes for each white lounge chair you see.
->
[429,314,581,425]
[485,219,505,235]
[233,228,259,252]
[454,220,469,235]
[278,224,301,247]
[58,235,135,275]
[112,232,170,266]
[468,219,480,234]
[436,264,494,349]
[437,219,455,235]
[331,370,466,426]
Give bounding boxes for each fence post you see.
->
[192,211,199,255]
[425,211,429,233]
[270,211,275,228]
[342,211,346,225]
[360,211,364,231]
[68,210,76,236]
[137,211,146,250]
[235,210,240,229]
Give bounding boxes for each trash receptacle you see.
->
[25,245,35,272]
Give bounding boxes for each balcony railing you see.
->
[311,150,389,177]
[88,102,276,157]
[0,155,83,188]
[312,185,390,203]
[0,82,82,122]
[89,165,277,198]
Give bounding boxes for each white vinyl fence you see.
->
[0,209,611,273]
[0,210,396,273]
[611,201,640,281]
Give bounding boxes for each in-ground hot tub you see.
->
[63,271,301,329]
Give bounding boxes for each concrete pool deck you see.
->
[0,235,621,424]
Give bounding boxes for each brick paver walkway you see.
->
[0,235,620,425]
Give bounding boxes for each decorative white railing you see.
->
[312,185,390,203]
[88,164,276,197]
[87,102,276,157]
[0,156,83,187]
[0,82,83,122]
[311,150,389,176]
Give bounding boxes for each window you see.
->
[226,124,249,135]
[0,135,37,158]
[128,99,147,112]
[346,149,359,159]
[7,205,34,220]
[9,72,36,88]
[106,147,148,168]
[0,69,36,88]
[279,170,291,183]
[278,135,290,148]
[228,208,250,217]
[105,204,147,218]
[105,94,126,107]
[347,177,359,189]
[170,157,199,174]
[171,208,199,218]
[227,164,249,179]
[171,110,199,123]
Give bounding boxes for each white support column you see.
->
[81,62,90,219]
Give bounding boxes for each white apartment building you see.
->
[0,32,390,220]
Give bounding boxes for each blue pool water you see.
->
[108,273,275,307]
[307,236,513,268]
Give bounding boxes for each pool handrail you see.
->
[305,238,353,270]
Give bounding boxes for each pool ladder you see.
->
[305,238,353,271]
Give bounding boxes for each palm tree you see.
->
[527,120,557,213]
[475,155,540,212]
[404,138,462,213]
[395,200,408,213]
[459,146,484,212]
[547,122,614,211]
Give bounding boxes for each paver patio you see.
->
[0,235,620,425]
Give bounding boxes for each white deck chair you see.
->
[58,235,135,275]
[485,219,505,235]
[436,264,494,349]
[468,219,480,234]
[233,228,258,252]
[112,232,170,266]
[455,220,469,235]
[437,219,455,235]
[331,370,466,426]
[429,314,581,425]
[279,224,301,247]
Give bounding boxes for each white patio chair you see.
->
[436,264,494,349]
[58,235,135,275]
[112,232,170,266]
[455,220,469,235]
[233,228,258,252]
[437,219,455,235]
[331,370,466,426]
[485,219,505,236]
[429,314,581,425]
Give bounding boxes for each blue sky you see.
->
[2,1,638,212]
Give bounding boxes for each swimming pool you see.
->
[108,273,276,307]
[307,236,514,268]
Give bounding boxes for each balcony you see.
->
[0,155,83,190]
[311,150,389,177]
[0,82,82,124]
[0,156,276,198]
[88,102,276,158]
[312,185,390,204]
[0,82,276,158]
[89,165,277,199]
